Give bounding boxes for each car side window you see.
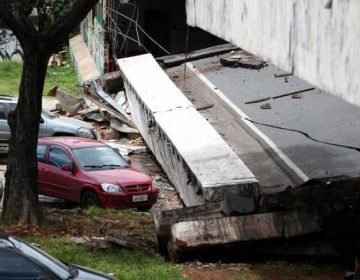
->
[0,249,43,277]
[37,145,47,163]
[48,147,72,168]
[0,102,6,120]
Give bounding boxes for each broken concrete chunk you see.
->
[110,118,139,134]
[66,236,92,245]
[260,102,272,109]
[99,127,120,140]
[103,140,146,156]
[47,86,86,116]
[85,110,106,122]
[292,93,303,99]
[220,57,266,70]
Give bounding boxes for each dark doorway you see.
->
[144,10,170,56]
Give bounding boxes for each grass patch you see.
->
[0,61,22,96]
[85,207,136,217]
[0,61,81,96]
[26,237,185,280]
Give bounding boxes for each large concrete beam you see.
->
[186,0,360,106]
[117,54,259,207]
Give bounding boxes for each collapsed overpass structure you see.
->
[117,54,258,207]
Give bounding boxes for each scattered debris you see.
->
[157,44,240,67]
[109,118,139,134]
[274,73,292,78]
[272,87,315,99]
[85,110,106,122]
[99,127,120,140]
[86,80,135,128]
[292,92,303,99]
[113,91,130,114]
[245,87,316,105]
[220,56,266,70]
[260,102,272,109]
[66,235,92,245]
[103,139,147,156]
[245,97,271,105]
[196,103,214,111]
[48,86,86,116]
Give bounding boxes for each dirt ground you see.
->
[181,261,343,280]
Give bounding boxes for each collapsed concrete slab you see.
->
[117,54,259,206]
[154,177,360,261]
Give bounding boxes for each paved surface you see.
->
[191,54,360,179]
[167,66,296,191]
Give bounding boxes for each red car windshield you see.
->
[72,146,129,170]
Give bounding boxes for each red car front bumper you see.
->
[97,189,159,209]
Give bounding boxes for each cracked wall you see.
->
[186,0,360,107]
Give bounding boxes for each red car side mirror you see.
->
[61,163,74,172]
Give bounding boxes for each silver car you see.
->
[0,235,116,279]
[0,96,97,151]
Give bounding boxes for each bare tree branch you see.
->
[46,0,99,49]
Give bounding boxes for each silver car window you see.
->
[0,103,5,120]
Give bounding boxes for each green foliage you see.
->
[36,0,75,31]
[0,61,81,96]
[26,237,186,280]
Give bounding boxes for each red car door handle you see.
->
[44,169,49,174]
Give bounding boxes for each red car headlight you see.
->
[101,183,124,193]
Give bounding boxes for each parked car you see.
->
[0,96,97,151]
[37,137,159,209]
[0,234,116,279]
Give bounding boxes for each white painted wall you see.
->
[186,0,360,106]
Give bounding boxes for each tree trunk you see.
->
[2,50,50,226]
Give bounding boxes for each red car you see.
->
[37,137,159,209]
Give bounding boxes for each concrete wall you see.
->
[0,29,23,61]
[186,0,360,107]
[81,0,105,74]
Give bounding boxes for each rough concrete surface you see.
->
[69,35,101,85]
[167,66,295,191]
[190,54,360,179]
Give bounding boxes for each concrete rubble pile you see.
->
[46,80,143,154]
